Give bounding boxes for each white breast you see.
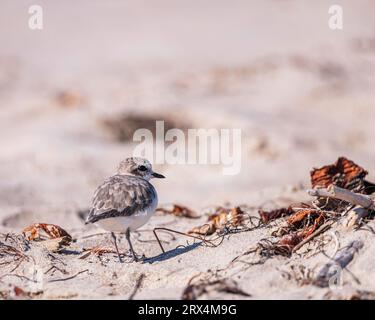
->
[95,196,158,233]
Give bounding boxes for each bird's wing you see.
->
[85,175,156,224]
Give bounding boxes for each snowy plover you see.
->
[85,157,165,262]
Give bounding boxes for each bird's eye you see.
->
[138,165,147,172]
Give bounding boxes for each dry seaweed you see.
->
[310,157,368,191]
[277,232,305,255]
[0,286,43,300]
[247,157,375,259]
[188,207,246,236]
[0,233,30,273]
[259,206,294,224]
[156,204,199,219]
[79,246,117,259]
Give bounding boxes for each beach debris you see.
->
[48,269,89,283]
[22,223,72,242]
[325,289,375,300]
[256,232,307,258]
[182,276,250,300]
[0,286,43,300]
[274,209,332,255]
[79,246,117,259]
[156,204,199,219]
[314,240,364,287]
[252,157,375,258]
[286,209,319,228]
[0,234,30,273]
[44,265,69,276]
[308,185,374,227]
[188,207,246,236]
[291,220,334,254]
[259,206,294,224]
[309,157,375,212]
[308,185,374,210]
[279,264,315,286]
[265,209,330,256]
[13,286,30,298]
[0,243,28,272]
[128,273,146,300]
[277,232,305,253]
[251,239,291,258]
[310,157,368,191]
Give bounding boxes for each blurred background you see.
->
[1,0,375,229]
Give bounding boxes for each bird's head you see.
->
[117,157,165,181]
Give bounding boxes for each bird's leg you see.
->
[126,229,138,262]
[111,232,123,263]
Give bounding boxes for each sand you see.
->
[1,0,375,299]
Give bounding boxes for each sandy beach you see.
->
[1,0,375,300]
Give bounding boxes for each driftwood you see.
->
[307,185,374,209]
[308,185,374,227]
[314,240,363,287]
[344,206,370,229]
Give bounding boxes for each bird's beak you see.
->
[152,172,165,179]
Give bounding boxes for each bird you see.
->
[85,157,165,262]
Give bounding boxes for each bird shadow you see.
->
[142,242,201,264]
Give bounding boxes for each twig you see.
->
[128,273,145,300]
[0,273,36,282]
[292,220,334,253]
[44,265,68,275]
[48,269,89,283]
[308,185,374,209]
[152,227,219,254]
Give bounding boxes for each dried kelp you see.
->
[310,157,368,191]
[188,207,247,236]
[156,204,199,219]
[310,157,375,212]
[79,246,117,259]
[0,233,30,273]
[252,158,375,258]
[0,286,43,300]
[259,206,294,224]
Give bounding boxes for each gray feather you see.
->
[86,175,157,224]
